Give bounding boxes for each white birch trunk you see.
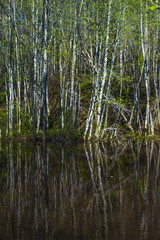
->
[15,19,21,133]
[42,0,48,136]
[102,25,120,133]
[8,0,14,136]
[84,0,104,140]
[95,0,113,138]
[70,32,77,123]
[59,10,65,130]
[140,0,154,134]
[32,0,38,133]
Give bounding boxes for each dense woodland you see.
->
[1,0,160,140]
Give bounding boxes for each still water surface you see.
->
[0,140,160,240]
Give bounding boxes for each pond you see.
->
[0,139,160,239]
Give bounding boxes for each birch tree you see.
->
[7,0,15,136]
[42,0,49,136]
[1,0,160,139]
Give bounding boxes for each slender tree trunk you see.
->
[95,0,113,138]
[102,22,120,134]
[70,29,77,126]
[15,8,21,133]
[59,1,65,130]
[42,0,49,136]
[8,0,15,136]
[32,0,38,134]
[140,0,154,134]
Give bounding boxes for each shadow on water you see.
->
[0,140,160,239]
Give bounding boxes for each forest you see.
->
[1,0,160,140]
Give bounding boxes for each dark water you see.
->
[0,140,160,240]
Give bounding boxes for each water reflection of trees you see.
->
[1,140,160,239]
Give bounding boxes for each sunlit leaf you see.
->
[148,6,158,10]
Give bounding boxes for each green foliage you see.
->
[80,75,93,103]
[47,128,83,143]
[148,6,158,10]
[0,107,7,136]
[148,0,160,10]
[0,92,5,104]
